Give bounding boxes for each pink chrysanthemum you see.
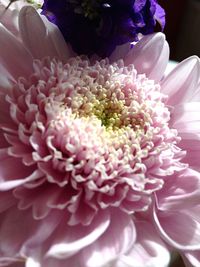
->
[0,5,200,267]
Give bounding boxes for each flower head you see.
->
[41,0,165,57]
[5,55,186,227]
[0,5,200,267]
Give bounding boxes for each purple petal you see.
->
[154,4,166,30]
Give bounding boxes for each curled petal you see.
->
[170,102,200,132]
[153,205,200,250]
[19,6,71,61]
[0,191,15,213]
[170,103,200,170]
[109,43,132,63]
[0,22,33,80]
[124,33,169,82]
[0,207,62,263]
[117,220,170,267]
[162,56,200,106]
[156,168,200,211]
[46,210,110,259]
[80,210,136,267]
[0,152,43,191]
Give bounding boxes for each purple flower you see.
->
[41,0,165,57]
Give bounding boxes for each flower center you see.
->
[71,86,126,129]
[9,57,186,224]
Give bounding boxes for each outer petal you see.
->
[0,2,19,37]
[183,251,200,267]
[9,262,25,267]
[116,220,170,267]
[124,33,169,82]
[191,80,200,101]
[0,150,43,191]
[156,168,200,211]
[154,169,200,251]
[170,102,200,170]
[0,65,14,93]
[153,205,200,250]
[19,6,71,61]
[0,92,13,127]
[80,209,136,267]
[46,210,110,259]
[179,138,200,172]
[0,191,15,213]
[170,102,200,131]
[26,258,40,267]
[0,207,63,264]
[41,15,75,61]
[164,60,178,76]
[161,56,200,106]
[32,257,78,267]
[0,22,33,80]
[109,43,132,63]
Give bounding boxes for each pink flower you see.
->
[0,5,200,267]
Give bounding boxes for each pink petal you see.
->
[0,132,9,149]
[0,191,15,213]
[191,82,200,101]
[81,209,136,267]
[8,262,25,267]
[0,207,62,261]
[183,251,200,267]
[153,205,200,250]
[41,16,73,61]
[0,150,43,190]
[109,43,132,63]
[156,168,200,211]
[26,258,40,267]
[0,257,25,267]
[14,184,57,220]
[0,65,14,93]
[0,3,20,37]
[19,6,71,61]
[37,257,74,267]
[117,220,170,267]
[46,210,110,259]
[180,139,200,171]
[161,56,200,106]
[0,94,12,146]
[21,211,64,252]
[170,102,200,170]
[170,102,200,131]
[124,33,169,82]
[0,23,33,80]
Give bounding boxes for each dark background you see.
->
[159,0,200,61]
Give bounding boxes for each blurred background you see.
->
[159,0,200,61]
